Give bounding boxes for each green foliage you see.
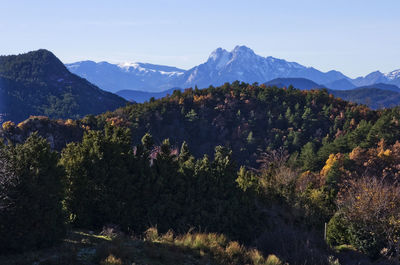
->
[300,142,319,171]
[0,133,65,253]
[326,212,351,247]
[299,187,334,227]
[60,128,257,240]
[7,82,400,263]
[347,224,382,258]
[98,82,374,167]
[60,126,134,228]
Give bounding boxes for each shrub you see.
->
[2,121,15,131]
[337,177,400,258]
[144,227,159,242]
[100,254,123,265]
[266,254,283,265]
[326,212,351,247]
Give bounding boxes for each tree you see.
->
[337,177,400,258]
[0,133,65,253]
[60,126,134,229]
[300,142,319,171]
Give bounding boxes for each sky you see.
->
[0,0,399,78]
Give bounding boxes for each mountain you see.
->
[66,46,350,92]
[260,77,400,109]
[352,71,390,87]
[264,77,324,90]
[66,45,400,94]
[0,50,126,123]
[178,46,348,89]
[357,83,400,92]
[66,61,184,93]
[324,78,356,90]
[116,87,182,103]
[385,69,400,86]
[329,86,400,109]
[352,70,400,87]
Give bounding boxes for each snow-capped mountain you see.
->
[66,61,184,93]
[352,69,400,87]
[66,45,400,93]
[385,69,400,81]
[178,45,348,89]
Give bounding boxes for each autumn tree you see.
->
[334,177,400,259]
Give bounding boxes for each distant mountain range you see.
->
[262,78,400,110]
[66,45,400,96]
[0,50,126,123]
[66,61,184,93]
[264,78,324,90]
[330,86,400,110]
[116,87,179,103]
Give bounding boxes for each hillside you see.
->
[0,228,284,265]
[4,82,400,264]
[98,82,376,167]
[0,50,127,123]
[330,86,400,109]
[324,78,356,90]
[260,78,400,109]
[3,82,378,165]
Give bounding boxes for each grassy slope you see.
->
[0,228,283,265]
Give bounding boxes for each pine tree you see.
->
[0,133,65,253]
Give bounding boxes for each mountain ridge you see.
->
[0,49,127,123]
[66,45,400,93]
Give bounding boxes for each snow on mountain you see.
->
[66,61,185,93]
[178,45,349,89]
[66,46,400,93]
[117,62,184,76]
[385,69,400,80]
[352,70,400,87]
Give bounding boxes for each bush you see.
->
[336,177,400,258]
[100,254,123,265]
[326,212,351,247]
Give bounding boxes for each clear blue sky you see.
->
[1,0,399,78]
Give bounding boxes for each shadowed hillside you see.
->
[0,50,127,123]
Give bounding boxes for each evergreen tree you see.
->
[60,126,134,229]
[0,133,65,253]
[300,142,319,171]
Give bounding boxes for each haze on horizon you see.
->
[0,0,399,78]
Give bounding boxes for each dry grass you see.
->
[0,227,285,265]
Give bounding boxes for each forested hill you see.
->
[5,82,400,264]
[97,82,381,166]
[4,81,393,166]
[0,49,127,123]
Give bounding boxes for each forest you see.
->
[2,82,400,264]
